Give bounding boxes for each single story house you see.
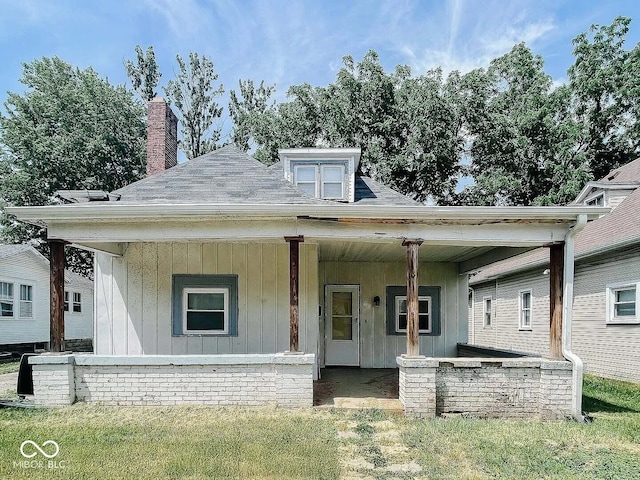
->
[8,99,605,418]
[0,244,93,352]
[469,158,640,383]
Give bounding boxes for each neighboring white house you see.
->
[469,158,640,383]
[8,99,603,418]
[0,244,94,351]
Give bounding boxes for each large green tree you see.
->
[164,53,225,160]
[568,16,640,180]
[230,51,464,203]
[0,57,146,274]
[125,45,162,102]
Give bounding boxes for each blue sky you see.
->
[1,0,639,126]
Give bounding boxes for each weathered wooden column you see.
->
[549,242,565,359]
[285,236,304,353]
[49,239,66,352]
[403,239,423,357]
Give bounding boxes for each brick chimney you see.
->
[146,98,178,176]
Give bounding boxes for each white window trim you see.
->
[182,287,229,335]
[0,280,15,319]
[18,283,34,319]
[394,295,432,333]
[292,161,348,201]
[482,296,493,328]
[518,289,533,330]
[293,164,318,197]
[585,192,604,207]
[64,291,70,312]
[606,281,639,325]
[320,164,345,200]
[72,291,82,313]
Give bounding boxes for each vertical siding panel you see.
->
[317,262,326,367]
[360,262,375,368]
[156,242,173,354]
[171,243,188,354]
[111,254,128,355]
[247,243,263,353]
[215,243,232,353]
[126,243,143,355]
[95,253,113,354]
[305,244,319,361]
[276,243,290,352]
[261,244,277,354]
[201,243,218,353]
[142,243,158,354]
[383,262,399,367]
[186,243,203,354]
[231,244,247,353]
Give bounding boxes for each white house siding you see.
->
[318,261,466,368]
[469,282,497,347]
[572,254,640,382]
[94,242,319,361]
[471,271,550,356]
[0,253,49,344]
[64,285,94,340]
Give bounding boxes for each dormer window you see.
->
[280,148,361,202]
[585,193,604,207]
[293,164,346,199]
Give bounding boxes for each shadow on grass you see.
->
[582,394,640,413]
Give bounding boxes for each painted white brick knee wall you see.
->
[30,354,314,408]
[397,357,573,419]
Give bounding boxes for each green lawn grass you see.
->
[0,406,340,480]
[0,375,638,479]
[0,360,20,375]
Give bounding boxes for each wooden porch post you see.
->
[285,236,304,353]
[549,242,565,359]
[49,239,66,353]
[403,239,423,357]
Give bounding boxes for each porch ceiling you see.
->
[318,240,496,263]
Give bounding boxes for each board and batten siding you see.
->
[0,253,49,344]
[94,242,319,362]
[318,261,466,368]
[572,254,640,382]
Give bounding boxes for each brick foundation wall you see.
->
[398,356,573,419]
[30,353,314,408]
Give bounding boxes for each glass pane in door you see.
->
[332,316,352,340]
[332,292,352,315]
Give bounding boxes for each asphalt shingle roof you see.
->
[598,157,640,184]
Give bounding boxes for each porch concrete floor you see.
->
[314,367,402,411]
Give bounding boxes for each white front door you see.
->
[325,285,359,366]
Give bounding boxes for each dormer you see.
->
[278,148,361,202]
[574,182,639,209]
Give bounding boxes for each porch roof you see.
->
[8,202,606,269]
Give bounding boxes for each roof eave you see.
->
[6,204,609,224]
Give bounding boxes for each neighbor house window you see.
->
[607,282,639,324]
[519,290,532,330]
[483,296,492,327]
[72,292,82,313]
[585,194,604,207]
[293,162,346,200]
[385,286,441,336]
[0,282,14,317]
[64,291,69,312]
[19,284,33,318]
[172,275,238,336]
[394,295,431,333]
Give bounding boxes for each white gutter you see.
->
[6,203,608,223]
[562,214,588,421]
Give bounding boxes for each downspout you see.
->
[562,214,587,421]
[468,285,475,344]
